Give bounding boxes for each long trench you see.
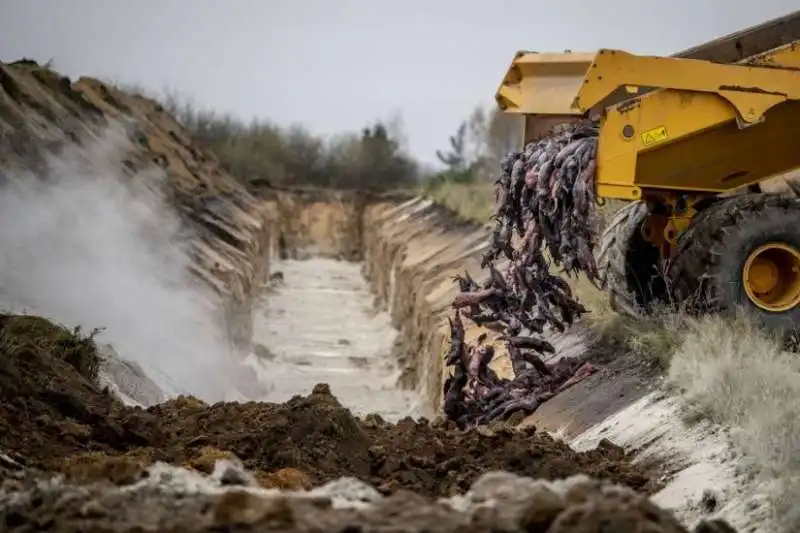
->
[245,257,421,421]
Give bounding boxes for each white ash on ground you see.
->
[0,459,736,532]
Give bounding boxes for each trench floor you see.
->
[247,258,420,421]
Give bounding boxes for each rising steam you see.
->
[0,125,241,402]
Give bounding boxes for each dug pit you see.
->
[0,60,745,532]
[246,257,421,420]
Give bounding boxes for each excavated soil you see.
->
[5,313,740,532]
[0,60,740,531]
[0,313,658,499]
[1,467,733,533]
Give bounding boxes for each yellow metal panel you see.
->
[635,101,800,192]
[574,47,800,125]
[495,51,595,115]
[597,89,735,194]
[497,44,800,121]
[597,94,800,197]
[497,34,800,199]
[592,42,800,198]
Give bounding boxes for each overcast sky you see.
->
[1,0,797,165]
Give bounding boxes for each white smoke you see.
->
[0,124,239,401]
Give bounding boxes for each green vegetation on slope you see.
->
[0,315,101,383]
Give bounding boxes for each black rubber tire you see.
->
[667,192,800,341]
[596,200,664,317]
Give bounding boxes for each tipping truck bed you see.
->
[673,10,800,63]
[495,10,800,201]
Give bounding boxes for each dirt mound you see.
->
[141,383,658,497]
[0,315,163,464]
[0,313,658,500]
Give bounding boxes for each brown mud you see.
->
[0,314,657,497]
[0,314,738,532]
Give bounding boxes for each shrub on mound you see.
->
[0,314,101,382]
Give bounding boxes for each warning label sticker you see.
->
[640,126,668,146]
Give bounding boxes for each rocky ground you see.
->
[1,465,735,533]
[0,313,735,532]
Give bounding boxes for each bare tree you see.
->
[436,121,469,172]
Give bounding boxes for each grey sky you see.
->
[2,0,798,166]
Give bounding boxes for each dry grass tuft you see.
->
[594,311,683,368]
[424,181,495,223]
[668,310,800,531]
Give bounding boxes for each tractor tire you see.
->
[667,192,800,341]
[596,200,664,317]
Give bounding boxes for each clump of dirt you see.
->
[0,313,659,500]
[0,466,733,533]
[145,384,375,484]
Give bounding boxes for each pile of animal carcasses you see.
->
[443,121,603,428]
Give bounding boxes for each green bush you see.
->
[0,315,101,382]
[158,92,419,192]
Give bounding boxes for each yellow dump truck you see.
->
[495,11,800,338]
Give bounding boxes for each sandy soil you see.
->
[519,328,772,532]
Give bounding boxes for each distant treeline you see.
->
[153,92,418,192]
[119,81,521,194]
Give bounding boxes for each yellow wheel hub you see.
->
[743,242,800,312]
